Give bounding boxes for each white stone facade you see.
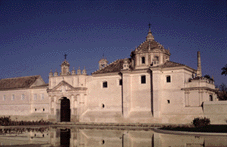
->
[0,29,221,124]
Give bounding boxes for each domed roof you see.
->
[136,40,165,52]
[134,29,170,55]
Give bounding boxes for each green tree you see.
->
[221,64,227,76]
[217,83,227,100]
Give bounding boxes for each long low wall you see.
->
[1,101,227,124]
[204,101,227,124]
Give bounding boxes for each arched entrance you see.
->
[60,97,70,122]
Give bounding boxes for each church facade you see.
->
[0,28,222,124]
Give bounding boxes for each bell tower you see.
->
[99,54,108,70]
[61,54,70,75]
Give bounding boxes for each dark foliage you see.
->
[0,116,52,126]
[204,74,214,81]
[161,125,227,133]
[217,83,227,100]
[221,64,227,76]
[193,117,210,127]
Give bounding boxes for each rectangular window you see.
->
[3,95,6,101]
[166,76,171,83]
[34,94,37,100]
[21,94,25,100]
[103,81,108,88]
[12,94,15,101]
[119,79,122,85]
[41,94,44,100]
[141,75,146,84]
[142,57,145,64]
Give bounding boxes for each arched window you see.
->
[103,81,108,88]
[153,56,159,65]
[209,95,213,101]
[141,57,145,64]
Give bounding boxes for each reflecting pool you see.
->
[0,127,226,146]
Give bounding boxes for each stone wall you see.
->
[204,101,227,124]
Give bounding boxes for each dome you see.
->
[134,30,170,55]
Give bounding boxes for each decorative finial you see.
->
[64,54,67,60]
[148,23,151,29]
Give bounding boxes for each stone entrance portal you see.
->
[60,97,70,122]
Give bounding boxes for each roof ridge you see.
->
[92,59,124,74]
[0,75,40,80]
[167,60,185,66]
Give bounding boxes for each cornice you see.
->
[181,87,217,92]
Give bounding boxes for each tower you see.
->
[196,51,202,77]
[99,55,108,70]
[61,54,70,75]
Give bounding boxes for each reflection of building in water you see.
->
[0,128,50,146]
[1,127,227,147]
[0,26,222,124]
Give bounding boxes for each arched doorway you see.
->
[61,97,70,122]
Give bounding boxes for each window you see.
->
[153,56,159,65]
[142,57,145,64]
[141,75,146,84]
[35,108,37,111]
[166,76,171,83]
[3,95,6,101]
[41,94,44,100]
[12,95,15,101]
[43,108,45,111]
[103,81,107,88]
[167,100,170,104]
[102,104,105,108]
[34,94,37,100]
[119,79,122,85]
[21,94,25,100]
[209,95,213,101]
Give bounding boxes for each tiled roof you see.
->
[0,75,41,90]
[92,59,124,74]
[135,40,170,54]
[137,40,164,51]
[157,61,185,68]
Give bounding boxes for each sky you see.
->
[0,0,226,86]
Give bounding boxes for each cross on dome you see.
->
[64,54,67,60]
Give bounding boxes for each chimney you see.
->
[196,51,202,77]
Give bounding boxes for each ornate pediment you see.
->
[48,80,85,93]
